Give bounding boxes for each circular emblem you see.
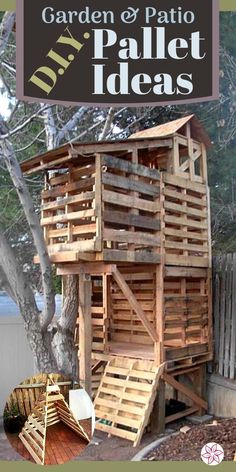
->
[201,443,224,465]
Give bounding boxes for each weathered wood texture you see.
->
[212,253,236,379]
[163,173,210,267]
[163,269,211,349]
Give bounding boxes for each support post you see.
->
[194,364,207,416]
[79,272,92,397]
[150,378,166,434]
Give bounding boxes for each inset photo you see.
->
[4,373,94,465]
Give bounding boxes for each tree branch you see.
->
[70,107,128,143]
[0,105,49,140]
[40,104,57,150]
[99,107,115,141]
[0,11,15,57]
[55,107,88,146]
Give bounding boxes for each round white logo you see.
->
[201,443,224,465]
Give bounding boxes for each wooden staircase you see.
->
[94,356,165,447]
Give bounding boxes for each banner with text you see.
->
[16,0,219,106]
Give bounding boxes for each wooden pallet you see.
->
[19,378,90,465]
[94,356,164,447]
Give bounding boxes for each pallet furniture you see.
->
[21,114,212,445]
[19,377,90,465]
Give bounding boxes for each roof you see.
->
[129,114,212,148]
[20,114,211,174]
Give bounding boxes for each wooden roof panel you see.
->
[129,114,212,148]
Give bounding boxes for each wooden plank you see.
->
[24,423,45,444]
[163,373,207,410]
[104,210,160,230]
[95,154,103,251]
[103,250,160,264]
[165,254,209,267]
[102,172,160,197]
[79,273,92,396]
[96,422,137,441]
[42,177,95,199]
[164,214,208,230]
[19,433,43,465]
[96,410,141,429]
[47,239,95,253]
[163,172,206,194]
[164,227,208,242]
[41,191,95,211]
[27,415,45,434]
[21,428,44,455]
[102,154,160,181]
[112,268,158,342]
[49,164,95,186]
[57,263,116,276]
[165,406,198,424]
[103,229,160,247]
[150,379,165,434]
[165,267,207,278]
[95,397,144,415]
[103,190,158,213]
[165,241,208,253]
[48,223,96,239]
[164,188,207,206]
[164,201,207,218]
[41,208,94,226]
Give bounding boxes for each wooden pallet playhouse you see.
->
[21,114,213,446]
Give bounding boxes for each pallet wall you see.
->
[41,158,97,257]
[163,173,210,267]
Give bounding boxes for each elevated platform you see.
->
[27,125,210,268]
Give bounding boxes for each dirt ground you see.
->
[145,419,236,461]
[2,418,235,462]
[76,430,159,461]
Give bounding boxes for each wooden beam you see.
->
[165,406,199,424]
[112,267,158,342]
[164,267,207,278]
[94,154,103,251]
[79,273,92,396]
[57,263,116,276]
[150,379,165,434]
[102,154,160,181]
[163,373,207,410]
